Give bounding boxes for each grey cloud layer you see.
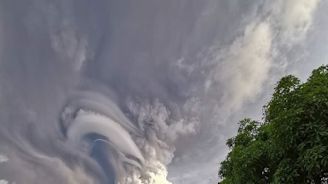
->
[0,0,325,184]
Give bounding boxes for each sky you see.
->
[0,0,327,184]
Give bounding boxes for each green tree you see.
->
[219,65,328,184]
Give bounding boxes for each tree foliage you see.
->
[219,65,328,184]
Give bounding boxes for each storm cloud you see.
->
[0,0,327,184]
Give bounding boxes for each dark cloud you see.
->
[0,0,325,184]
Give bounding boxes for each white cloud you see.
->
[0,154,8,163]
[211,22,272,112]
[0,180,8,184]
[204,0,321,116]
[272,0,320,44]
[50,22,88,72]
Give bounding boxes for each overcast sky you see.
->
[0,0,327,184]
